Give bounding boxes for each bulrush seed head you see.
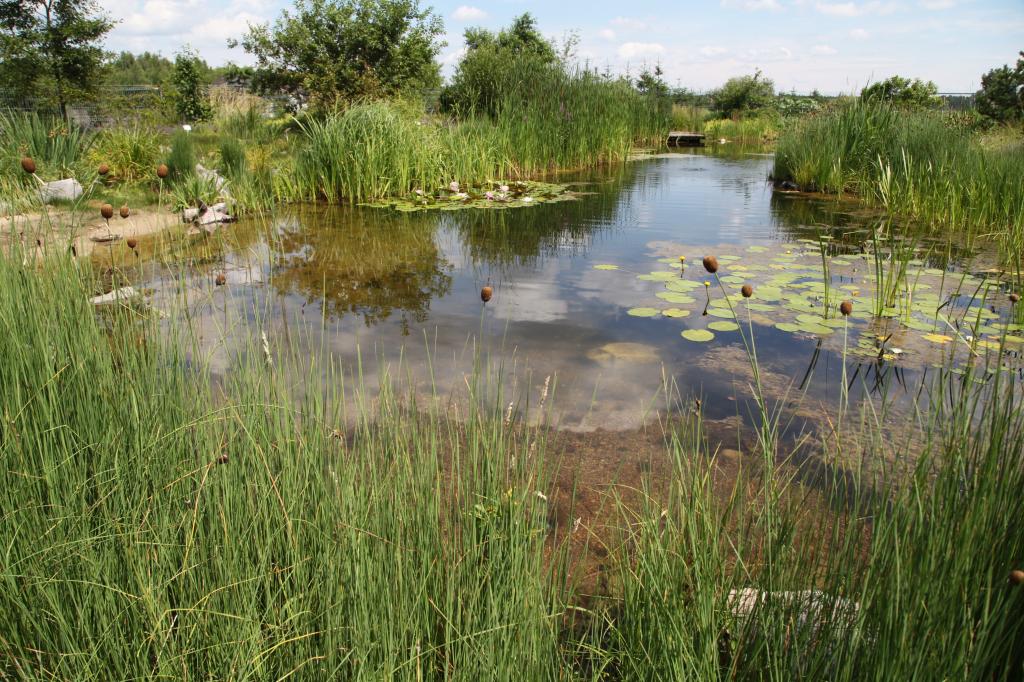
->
[21,157,35,174]
[481,285,493,303]
[840,300,853,316]
[215,273,226,286]
[702,256,719,274]
[126,238,138,249]
[119,205,130,219]
[741,284,753,298]
[156,164,169,179]
[100,204,114,220]
[1010,293,1020,304]
[1010,569,1024,585]
[98,163,109,176]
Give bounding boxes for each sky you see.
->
[100,0,1024,94]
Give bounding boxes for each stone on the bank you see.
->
[90,286,137,305]
[40,178,83,203]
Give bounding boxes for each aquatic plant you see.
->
[87,125,161,184]
[0,111,93,179]
[165,129,196,181]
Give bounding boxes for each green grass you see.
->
[1,237,1022,678]
[773,100,1024,259]
[88,125,161,184]
[0,110,93,180]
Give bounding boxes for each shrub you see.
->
[218,137,246,179]
[88,126,160,184]
[171,47,212,123]
[710,71,775,118]
[860,76,941,110]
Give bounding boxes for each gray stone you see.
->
[39,178,83,203]
[90,286,138,305]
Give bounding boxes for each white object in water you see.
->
[90,286,137,305]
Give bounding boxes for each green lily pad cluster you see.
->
[362,180,578,212]
[599,240,1023,364]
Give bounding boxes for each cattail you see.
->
[216,453,229,465]
[119,205,130,219]
[1011,293,1021,304]
[840,300,853,316]
[1010,569,1024,585]
[21,157,35,174]
[97,163,109,176]
[215,273,226,286]
[126,238,138,249]
[156,164,169,179]
[100,204,114,220]
[481,285,493,302]
[741,284,753,298]
[702,256,719,274]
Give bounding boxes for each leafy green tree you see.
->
[171,47,212,123]
[710,71,775,118]
[0,0,114,117]
[231,0,444,110]
[860,76,941,110]
[636,65,669,98]
[975,52,1024,123]
[104,51,175,86]
[440,13,559,115]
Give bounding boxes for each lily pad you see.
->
[627,307,660,317]
[681,329,715,342]
[775,322,801,333]
[662,308,691,318]
[593,264,620,271]
[922,333,953,344]
[656,291,696,304]
[708,321,740,332]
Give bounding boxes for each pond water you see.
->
[137,149,1023,437]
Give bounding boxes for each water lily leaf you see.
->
[666,280,702,292]
[798,323,835,335]
[707,307,736,319]
[662,308,691,318]
[745,302,775,312]
[628,307,660,317]
[656,291,696,304]
[708,321,740,332]
[681,329,715,342]
[720,275,746,284]
[774,322,801,333]
[747,245,768,253]
[593,264,620,270]
[638,272,677,282]
[922,333,953,344]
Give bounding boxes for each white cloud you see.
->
[919,0,953,8]
[610,16,647,31]
[617,42,665,59]
[812,44,838,54]
[721,0,782,10]
[815,1,897,17]
[598,28,616,40]
[451,5,486,22]
[849,27,870,38]
[699,45,729,57]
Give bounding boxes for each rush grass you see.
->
[1,247,1022,679]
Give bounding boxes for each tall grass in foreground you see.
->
[1,247,1022,678]
[0,110,93,180]
[773,100,1024,257]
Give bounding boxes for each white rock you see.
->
[39,178,83,203]
[90,286,137,305]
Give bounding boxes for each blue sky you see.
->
[101,0,1023,93]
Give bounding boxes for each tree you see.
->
[440,13,559,115]
[860,76,941,110]
[975,52,1024,123]
[0,0,114,117]
[231,0,444,110]
[636,65,669,99]
[105,51,175,86]
[710,71,775,118]
[170,47,212,122]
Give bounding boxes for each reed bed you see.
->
[1,245,1022,679]
[773,100,1024,256]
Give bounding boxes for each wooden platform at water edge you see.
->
[667,131,705,147]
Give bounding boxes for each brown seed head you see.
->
[741,284,753,298]
[1010,293,1021,304]
[840,300,853,316]
[119,205,130,219]
[97,163,109,176]
[126,238,138,249]
[702,256,719,274]
[1010,569,1024,585]
[156,163,169,179]
[100,204,114,220]
[21,157,36,174]
[215,273,226,286]
[481,285,493,303]
[216,453,229,465]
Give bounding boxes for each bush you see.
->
[976,51,1024,123]
[171,47,212,123]
[88,126,160,184]
[218,136,246,179]
[710,71,775,118]
[860,76,941,110]
[0,111,92,180]
[165,130,196,181]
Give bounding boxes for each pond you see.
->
[137,149,1023,443]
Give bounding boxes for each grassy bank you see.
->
[670,105,779,145]
[773,101,1024,257]
[1,244,1022,678]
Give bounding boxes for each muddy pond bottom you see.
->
[139,150,1023,434]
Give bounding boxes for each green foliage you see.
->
[165,129,196,180]
[232,0,444,110]
[636,65,670,99]
[671,105,710,132]
[860,75,941,110]
[773,99,1024,254]
[218,136,246,179]
[167,171,223,210]
[710,70,775,118]
[976,51,1024,123]
[87,125,160,183]
[775,92,825,117]
[0,0,114,116]
[0,110,92,179]
[103,51,175,86]
[171,47,212,123]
